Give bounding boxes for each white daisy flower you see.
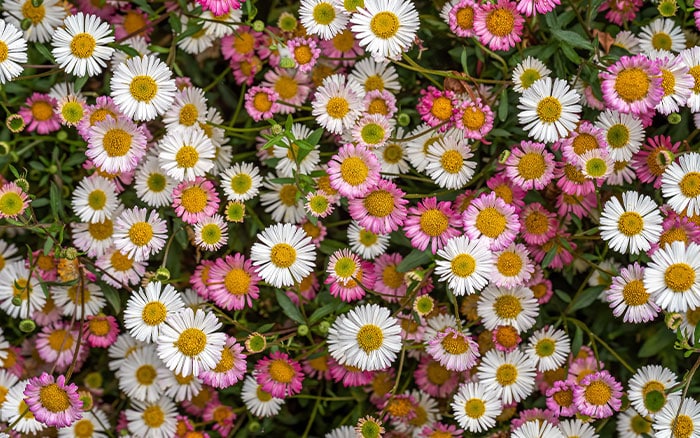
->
[0,240,20,273]
[2,0,65,43]
[649,50,693,115]
[108,333,143,371]
[111,54,177,121]
[595,110,644,162]
[614,30,641,54]
[51,13,115,77]
[638,18,686,54]
[405,125,462,173]
[161,368,202,402]
[662,152,700,216]
[221,162,262,202]
[86,116,148,174]
[423,313,461,342]
[57,408,111,438]
[513,420,565,438]
[201,9,241,38]
[525,326,570,372]
[580,148,613,181]
[124,281,185,343]
[477,349,537,405]
[162,87,208,132]
[241,375,285,417]
[616,408,653,438]
[250,223,317,288]
[300,0,349,40]
[0,261,43,319]
[125,397,178,438]
[177,13,216,55]
[325,426,356,438]
[0,20,27,84]
[96,246,146,289]
[681,47,700,112]
[259,179,307,224]
[517,77,582,143]
[435,235,493,296]
[375,129,411,178]
[653,396,700,438]
[327,303,402,371]
[425,135,476,190]
[558,419,599,438]
[134,155,177,208]
[599,191,663,255]
[628,364,679,419]
[477,285,539,332]
[156,307,227,377]
[71,175,120,223]
[451,381,502,433]
[512,56,551,93]
[52,282,105,319]
[116,345,169,403]
[347,220,390,260]
[349,57,401,93]
[644,241,700,312]
[311,73,365,135]
[158,128,216,182]
[0,369,18,415]
[113,207,168,262]
[193,214,228,251]
[0,380,45,434]
[349,0,420,61]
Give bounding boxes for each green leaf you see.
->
[111,44,140,57]
[176,22,205,42]
[568,285,605,312]
[571,325,583,356]
[73,75,89,93]
[541,244,558,268]
[131,0,155,15]
[49,182,64,220]
[306,128,324,147]
[639,328,676,357]
[498,90,508,122]
[256,323,275,333]
[169,13,182,35]
[275,289,305,324]
[554,289,572,303]
[268,177,296,184]
[396,249,432,273]
[559,43,581,64]
[552,29,594,50]
[309,302,339,324]
[34,43,55,63]
[43,237,53,256]
[101,283,122,314]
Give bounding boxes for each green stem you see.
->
[203,66,232,92]
[566,317,635,373]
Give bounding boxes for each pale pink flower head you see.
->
[505,141,556,191]
[449,0,478,37]
[404,197,462,253]
[516,0,560,16]
[199,336,247,389]
[287,37,320,73]
[631,135,681,189]
[413,354,460,398]
[328,357,375,387]
[462,191,520,251]
[416,86,457,130]
[348,179,408,234]
[519,203,557,245]
[372,253,407,302]
[0,182,30,219]
[83,314,120,348]
[172,177,220,224]
[24,373,83,428]
[573,370,623,419]
[600,55,664,116]
[254,351,304,398]
[600,0,642,25]
[473,0,524,51]
[545,379,578,417]
[327,143,382,199]
[207,253,261,311]
[244,86,280,122]
[19,93,60,134]
[426,327,480,372]
[454,97,494,140]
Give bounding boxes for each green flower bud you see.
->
[19,319,36,333]
[20,18,32,31]
[155,267,170,282]
[397,112,411,127]
[280,57,296,69]
[318,320,331,335]
[248,421,261,433]
[14,178,29,193]
[270,123,283,135]
[297,324,309,336]
[56,130,68,141]
[63,247,78,260]
[252,20,265,32]
[668,113,682,124]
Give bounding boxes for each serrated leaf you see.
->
[639,328,676,357]
[275,289,305,324]
[498,90,508,122]
[396,249,432,273]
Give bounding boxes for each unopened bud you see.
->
[317,320,331,335]
[280,57,296,69]
[19,319,36,333]
[14,178,29,193]
[297,324,309,336]
[397,113,411,127]
[155,267,170,282]
[248,421,261,433]
[31,0,42,7]
[270,123,283,135]
[63,247,78,260]
[11,296,22,307]
[20,18,32,31]
[666,312,683,331]
[668,113,682,124]
[252,20,265,32]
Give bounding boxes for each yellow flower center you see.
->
[142,405,165,428]
[147,173,166,192]
[136,364,157,385]
[496,251,522,277]
[278,184,297,206]
[368,98,389,115]
[680,172,700,197]
[360,122,386,145]
[89,318,110,336]
[253,92,273,112]
[606,124,630,149]
[180,186,208,213]
[179,104,199,126]
[585,157,609,177]
[270,243,297,268]
[426,360,450,384]
[382,264,404,289]
[123,11,147,36]
[21,0,45,24]
[0,192,24,217]
[129,221,154,246]
[584,380,612,406]
[129,76,158,102]
[652,32,672,51]
[486,8,515,37]
[572,133,599,156]
[90,108,116,126]
[340,156,369,186]
[553,388,573,407]
[451,253,476,277]
[364,189,395,218]
[383,143,403,164]
[326,96,350,119]
[495,363,518,386]
[233,32,254,54]
[230,174,252,194]
[665,263,696,292]
[224,268,250,295]
[332,28,355,52]
[31,100,53,121]
[213,348,235,372]
[430,96,453,121]
[419,208,449,237]
[370,11,399,39]
[536,97,562,123]
[66,284,91,305]
[621,279,649,306]
[357,324,384,352]
[269,359,295,383]
[630,414,651,434]
[359,228,378,246]
[462,107,485,130]
[61,101,84,124]
[199,224,222,245]
[661,69,676,97]
[177,328,207,357]
[111,250,133,271]
[308,194,329,214]
[535,338,555,357]
[386,397,414,418]
[275,76,298,100]
[70,33,97,59]
[440,149,463,174]
[48,329,73,351]
[142,301,167,326]
[313,2,336,25]
[614,68,650,103]
[475,207,507,238]
[294,45,313,65]
[464,398,485,418]
[440,332,469,355]
[494,325,519,348]
[74,419,94,438]
[256,386,273,401]
[617,211,644,236]
[175,145,199,169]
[524,210,548,235]
[333,256,357,278]
[690,66,700,94]
[39,383,71,413]
[493,295,522,319]
[519,69,541,89]
[456,6,474,30]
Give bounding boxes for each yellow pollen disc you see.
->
[253,92,273,112]
[302,221,321,239]
[370,11,399,39]
[536,97,562,123]
[313,2,336,25]
[176,328,207,357]
[360,122,385,145]
[475,207,507,238]
[48,329,73,351]
[179,104,199,126]
[553,389,573,407]
[680,172,700,197]
[332,29,355,52]
[364,189,395,217]
[269,359,296,383]
[485,8,515,37]
[572,133,599,156]
[142,405,165,428]
[61,102,84,123]
[496,251,523,277]
[364,74,384,92]
[368,98,389,115]
[0,192,24,217]
[142,301,167,326]
[270,243,297,268]
[129,76,158,103]
[563,163,586,184]
[136,364,157,385]
[664,263,696,292]
[275,76,298,100]
[31,100,53,121]
[213,348,235,372]
[519,69,541,89]
[233,32,255,54]
[180,187,208,213]
[451,253,476,277]
[440,332,469,355]
[66,285,91,305]
[294,45,313,65]
[652,32,672,51]
[440,149,464,174]
[462,107,485,131]
[621,279,649,306]
[614,68,650,103]
[333,256,357,278]
[123,11,147,35]
[89,318,110,336]
[279,184,298,206]
[382,264,404,289]
[39,383,71,412]
[224,268,251,296]
[661,69,676,97]
[535,338,555,357]
[90,108,115,126]
[495,325,519,348]
[326,96,349,119]
[617,211,644,236]
[585,157,608,177]
[426,360,450,384]
[584,380,612,405]
[493,295,523,319]
[70,33,96,59]
[383,143,403,164]
[430,97,453,121]
[128,221,153,246]
[359,229,378,246]
[175,145,200,169]
[387,398,414,418]
[200,223,222,245]
[456,6,474,29]
[111,251,133,271]
[21,0,45,24]
[74,419,94,438]
[146,174,166,193]
[607,124,630,149]
[419,208,449,237]
[340,156,369,186]
[0,41,11,62]
[524,211,548,235]
[308,355,328,372]
[230,174,252,194]
[88,189,108,210]
[673,415,694,438]
[256,386,273,401]
[464,398,485,418]
[357,324,384,352]
[495,363,518,386]
[690,66,700,94]
[37,254,54,271]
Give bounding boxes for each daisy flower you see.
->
[347,220,390,259]
[113,207,167,262]
[404,197,462,253]
[462,191,520,251]
[546,380,577,417]
[51,13,114,77]
[653,396,700,438]
[305,191,336,218]
[0,20,27,84]
[455,97,494,139]
[600,54,663,116]
[24,373,82,428]
[83,314,119,348]
[262,68,311,115]
[172,177,220,224]
[198,337,247,389]
[86,116,147,173]
[134,155,177,208]
[111,54,177,121]
[662,152,700,216]
[71,175,120,223]
[349,0,420,61]
[327,249,362,283]
[606,263,660,323]
[95,247,146,288]
[0,182,29,220]
[124,281,185,343]
[158,128,215,182]
[126,397,178,438]
[58,409,111,438]
[162,87,208,132]
[518,77,582,143]
[20,93,61,134]
[617,409,652,437]
[312,73,365,135]
[327,143,382,198]
[348,178,408,234]
[645,241,700,312]
[628,364,679,419]
[426,327,479,371]
[513,421,565,438]
[300,0,349,40]
[2,379,46,434]
[2,0,65,43]
[51,282,104,319]
[477,349,537,404]
[364,89,398,118]
[638,18,686,53]
[599,191,663,255]
[600,0,641,25]
[595,110,644,162]
[351,113,393,149]
[220,162,262,202]
[244,85,280,122]
[512,57,551,93]
[477,285,539,332]
[448,0,478,37]
[254,351,304,398]
[0,261,43,319]
[525,326,570,372]
[504,141,555,190]
[574,370,623,419]
[241,375,285,417]
[417,86,457,129]
[491,243,534,288]
[425,135,476,190]
[207,253,260,311]
[349,58,401,93]
[194,215,228,251]
[649,51,693,115]
[473,0,524,51]
[632,134,680,189]
[117,345,168,403]
[681,47,700,112]
[580,149,614,181]
[327,303,402,371]
[435,235,493,295]
[560,121,608,166]
[259,179,306,224]
[250,223,317,288]
[272,124,321,178]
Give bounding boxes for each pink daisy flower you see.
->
[326,260,375,302]
[196,0,243,15]
[255,352,304,398]
[519,203,557,245]
[599,0,642,25]
[203,402,236,436]
[24,373,83,428]
[112,8,154,41]
[473,0,524,51]
[261,68,312,114]
[454,97,494,139]
[288,37,320,73]
[207,254,260,311]
[326,248,362,283]
[426,327,480,371]
[78,96,122,139]
[0,182,30,219]
[199,337,247,388]
[86,116,148,174]
[244,86,280,122]
[527,267,554,304]
[36,322,85,371]
[20,93,60,134]
[328,357,375,387]
[417,86,457,129]
[600,55,664,116]
[511,408,560,429]
[492,325,522,352]
[420,422,464,438]
[191,259,214,299]
[487,173,527,211]
[462,191,520,251]
[545,380,577,417]
[319,28,364,67]
[449,0,478,37]
[363,89,398,119]
[554,162,597,196]
[231,55,263,86]
[351,114,393,148]
[404,197,462,253]
[606,262,660,324]
[631,135,681,189]
[651,211,700,254]
[372,253,407,302]
[414,354,460,398]
[560,121,609,166]
[83,314,120,348]
[529,232,577,270]
[555,192,597,219]
[327,143,382,198]
[172,177,220,224]
[516,0,560,16]
[221,27,262,61]
[348,179,408,234]
[573,370,623,419]
[302,353,332,381]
